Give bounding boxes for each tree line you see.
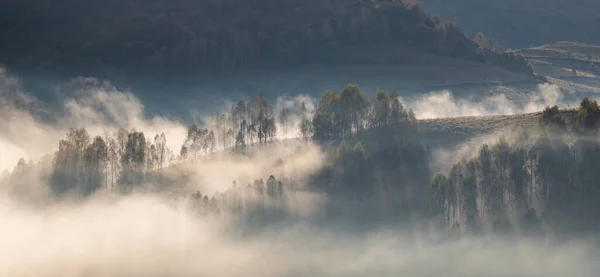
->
[187,175,302,223]
[49,128,174,196]
[429,98,600,236]
[3,84,422,201]
[312,85,416,140]
[12,87,600,237]
[0,0,533,76]
[13,88,600,236]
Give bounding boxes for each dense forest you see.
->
[5,84,600,236]
[430,99,600,236]
[2,84,426,223]
[0,0,532,76]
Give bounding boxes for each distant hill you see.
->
[517,42,600,93]
[0,0,532,77]
[419,0,600,49]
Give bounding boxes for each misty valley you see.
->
[3,70,600,276]
[2,0,600,276]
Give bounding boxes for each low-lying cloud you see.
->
[2,68,600,277]
[176,141,325,195]
[405,84,573,120]
[0,70,187,172]
[0,192,598,277]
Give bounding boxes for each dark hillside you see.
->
[0,0,531,77]
[420,0,600,48]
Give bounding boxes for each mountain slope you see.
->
[419,0,600,48]
[517,42,600,93]
[0,0,531,77]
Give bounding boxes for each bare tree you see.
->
[154,133,167,170]
[279,108,290,139]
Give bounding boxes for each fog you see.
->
[0,67,321,172]
[405,83,580,120]
[1,192,598,277]
[1,66,592,175]
[429,128,534,174]
[2,66,600,276]
[0,70,188,172]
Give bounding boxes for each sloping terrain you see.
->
[419,0,600,48]
[422,111,537,148]
[420,109,578,146]
[419,109,578,172]
[518,42,600,94]
[0,0,532,79]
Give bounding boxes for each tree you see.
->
[336,84,368,138]
[115,128,128,161]
[370,91,390,128]
[299,102,309,119]
[332,141,372,192]
[312,112,334,140]
[146,143,158,172]
[235,120,247,149]
[50,128,90,196]
[266,175,282,196]
[313,90,338,139]
[225,128,235,149]
[246,123,257,146]
[104,134,115,189]
[312,85,369,139]
[539,105,566,133]
[299,116,314,143]
[83,136,108,195]
[215,113,229,150]
[429,173,450,217]
[231,100,247,129]
[279,108,291,139]
[180,145,189,161]
[474,32,505,52]
[154,133,168,170]
[10,158,30,184]
[576,98,600,132]
[207,130,216,154]
[119,131,146,192]
[260,117,277,143]
[192,126,207,158]
[298,101,314,142]
[408,109,416,122]
[389,90,407,125]
[247,93,276,144]
[67,128,90,158]
[181,124,212,159]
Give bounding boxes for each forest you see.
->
[0,0,532,76]
[5,83,600,236]
[430,99,600,236]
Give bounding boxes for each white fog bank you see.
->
[0,193,597,277]
[406,84,579,119]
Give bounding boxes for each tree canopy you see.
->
[0,0,532,76]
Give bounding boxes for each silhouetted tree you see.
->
[119,131,146,193]
[576,98,600,132]
[82,136,108,195]
[50,128,90,196]
[279,108,291,139]
[235,120,247,150]
[539,105,566,133]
